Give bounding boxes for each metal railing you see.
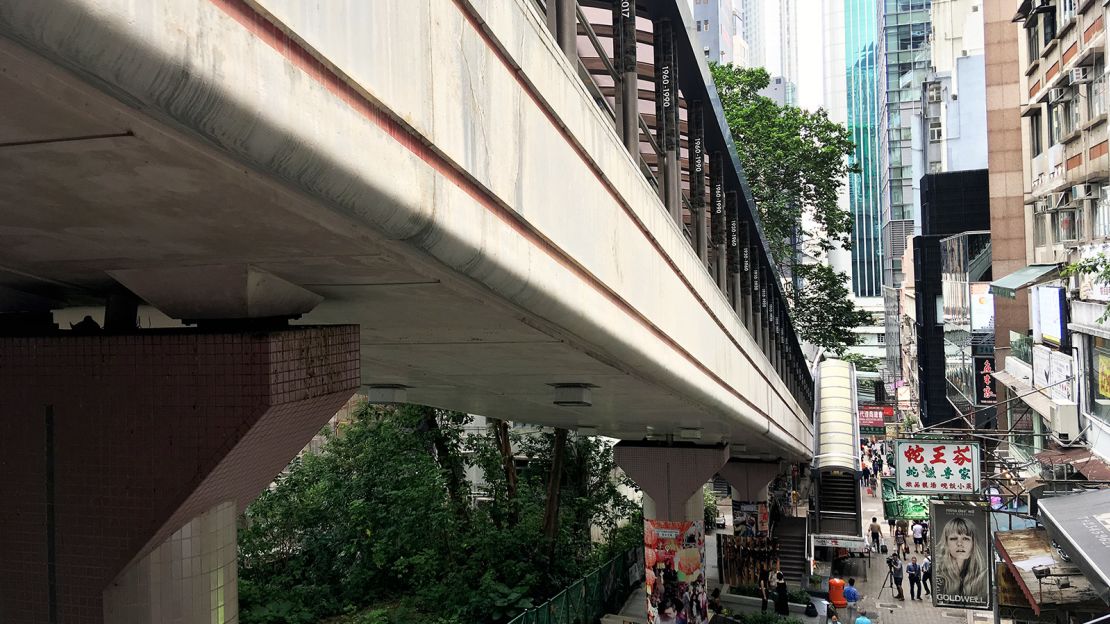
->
[529,0,814,413]
[507,547,644,624]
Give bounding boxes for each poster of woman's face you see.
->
[930,501,991,610]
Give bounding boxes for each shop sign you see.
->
[812,534,870,551]
[973,357,997,405]
[859,405,892,433]
[1099,353,1110,398]
[895,440,981,494]
[1032,344,1052,390]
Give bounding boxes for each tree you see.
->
[238,405,639,624]
[710,64,868,353]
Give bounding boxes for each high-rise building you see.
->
[824,0,887,361]
[878,0,933,375]
[777,0,799,105]
[740,0,766,68]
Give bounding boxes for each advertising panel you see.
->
[1032,344,1052,390]
[859,405,892,435]
[1048,350,1074,401]
[930,502,992,610]
[644,520,707,624]
[894,440,980,494]
[1033,286,1066,346]
[969,283,994,332]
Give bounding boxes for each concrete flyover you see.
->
[0,0,811,456]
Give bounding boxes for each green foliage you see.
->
[1064,254,1110,322]
[842,352,881,372]
[710,64,869,353]
[238,405,638,624]
[704,487,719,525]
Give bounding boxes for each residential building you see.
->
[691,0,749,66]
[1000,0,1110,469]
[740,0,766,69]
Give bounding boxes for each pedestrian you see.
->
[912,519,925,553]
[922,554,933,595]
[860,461,871,486]
[907,556,922,600]
[854,610,872,624]
[774,570,790,615]
[894,525,908,559]
[891,556,905,600]
[758,564,770,612]
[844,577,860,623]
[868,517,884,552]
[826,601,838,624]
[887,516,896,535]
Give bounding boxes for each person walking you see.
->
[854,610,872,624]
[844,577,860,623]
[907,556,923,600]
[912,520,925,554]
[891,556,905,600]
[894,525,908,559]
[868,517,884,552]
[758,564,770,612]
[922,554,932,595]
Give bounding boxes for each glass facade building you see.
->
[843,0,883,298]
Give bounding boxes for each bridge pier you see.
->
[614,442,729,621]
[0,326,359,624]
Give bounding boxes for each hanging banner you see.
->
[931,501,992,611]
[726,192,740,274]
[644,519,708,624]
[894,440,981,494]
[709,155,725,246]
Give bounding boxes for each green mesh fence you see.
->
[507,547,643,624]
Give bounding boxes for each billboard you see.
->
[931,501,992,610]
[644,520,708,624]
[894,440,980,494]
[858,405,892,434]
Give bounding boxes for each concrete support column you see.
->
[104,502,238,624]
[614,442,728,621]
[556,0,577,62]
[0,326,359,624]
[613,0,639,157]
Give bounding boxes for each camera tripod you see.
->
[876,558,904,601]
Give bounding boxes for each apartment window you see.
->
[1090,62,1107,119]
[1030,111,1043,156]
[1043,11,1057,46]
[1050,97,1075,144]
[1035,213,1049,246]
[1096,185,1110,237]
[927,84,942,103]
[1027,19,1041,59]
[877,333,886,344]
[1054,208,1079,242]
[697,21,702,32]
[1059,0,1077,25]
[929,121,943,142]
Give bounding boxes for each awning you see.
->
[992,369,1054,418]
[1012,0,1032,23]
[990,264,1060,299]
[1034,448,1110,481]
[1038,489,1110,605]
[994,527,1108,614]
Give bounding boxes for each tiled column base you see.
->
[104,502,239,624]
[0,326,359,624]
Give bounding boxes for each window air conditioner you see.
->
[1034,198,1052,214]
[1049,191,1070,209]
[1070,67,1091,84]
[1049,87,1071,103]
[1072,183,1097,201]
[1049,399,1081,444]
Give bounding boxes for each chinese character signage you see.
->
[972,357,996,405]
[858,405,892,434]
[931,501,992,610]
[895,440,980,494]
